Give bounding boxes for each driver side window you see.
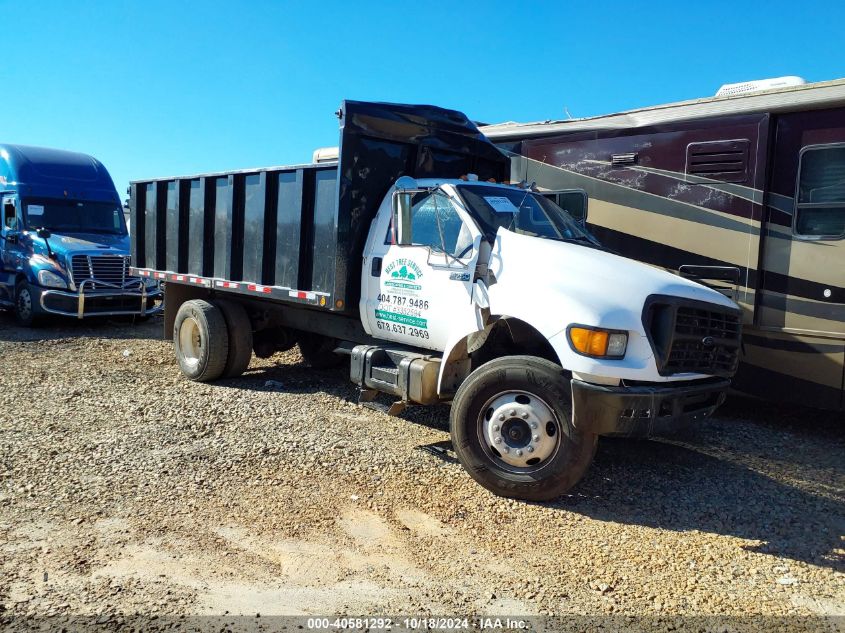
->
[410,193,472,257]
[3,200,17,231]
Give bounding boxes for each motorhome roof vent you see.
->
[715,76,806,97]
[312,146,339,163]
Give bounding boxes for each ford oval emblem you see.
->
[702,336,715,347]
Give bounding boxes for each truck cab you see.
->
[0,144,162,324]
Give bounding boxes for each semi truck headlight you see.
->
[567,326,628,359]
[38,270,68,289]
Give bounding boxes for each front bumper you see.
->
[571,378,730,437]
[39,279,164,319]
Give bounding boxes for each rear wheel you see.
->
[173,299,229,381]
[14,279,41,327]
[450,355,596,501]
[297,332,343,369]
[216,299,253,378]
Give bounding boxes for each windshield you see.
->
[457,184,600,246]
[24,198,127,235]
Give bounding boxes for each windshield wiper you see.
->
[562,235,603,249]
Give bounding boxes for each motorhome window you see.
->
[541,191,587,223]
[795,146,845,238]
[23,198,127,235]
[459,185,599,246]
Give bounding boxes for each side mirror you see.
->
[391,190,413,246]
[37,228,51,239]
[5,231,19,244]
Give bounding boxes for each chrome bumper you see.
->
[39,279,164,319]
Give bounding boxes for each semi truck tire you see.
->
[14,279,41,327]
[297,332,343,369]
[216,300,253,378]
[173,299,229,382]
[450,355,597,501]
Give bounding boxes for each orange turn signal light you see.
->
[569,327,609,356]
[567,326,628,358]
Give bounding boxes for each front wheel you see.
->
[450,355,596,501]
[14,280,41,327]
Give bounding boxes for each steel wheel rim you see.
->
[477,390,561,473]
[178,316,202,369]
[17,288,32,320]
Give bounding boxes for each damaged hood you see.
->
[487,228,738,336]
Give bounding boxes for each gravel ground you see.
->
[0,313,842,627]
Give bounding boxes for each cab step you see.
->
[357,388,408,416]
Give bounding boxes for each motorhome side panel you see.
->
[741,106,845,409]
[514,115,768,319]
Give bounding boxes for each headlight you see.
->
[38,269,68,289]
[567,325,628,359]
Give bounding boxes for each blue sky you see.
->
[6,0,844,197]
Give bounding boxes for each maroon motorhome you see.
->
[484,78,845,410]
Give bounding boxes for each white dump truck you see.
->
[130,101,741,500]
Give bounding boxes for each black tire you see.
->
[297,332,343,369]
[14,279,41,327]
[216,299,253,378]
[173,299,229,381]
[450,355,597,501]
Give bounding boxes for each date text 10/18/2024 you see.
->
[306,617,530,630]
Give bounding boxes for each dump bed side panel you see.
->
[131,164,337,297]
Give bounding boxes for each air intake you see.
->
[686,139,750,183]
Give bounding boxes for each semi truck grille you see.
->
[644,297,741,377]
[70,255,137,289]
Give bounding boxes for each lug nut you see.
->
[527,446,534,453]
[516,450,523,457]
[509,409,515,416]
[494,437,501,444]
[530,422,538,430]
[521,412,529,419]
[493,425,500,432]
[498,414,505,421]
[503,447,510,453]
[533,435,539,442]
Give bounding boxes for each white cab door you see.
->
[362,190,480,352]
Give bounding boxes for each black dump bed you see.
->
[130,100,507,313]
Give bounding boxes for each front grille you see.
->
[70,254,138,289]
[644,297,741,377]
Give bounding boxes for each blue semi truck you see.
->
[0,144,162,325]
